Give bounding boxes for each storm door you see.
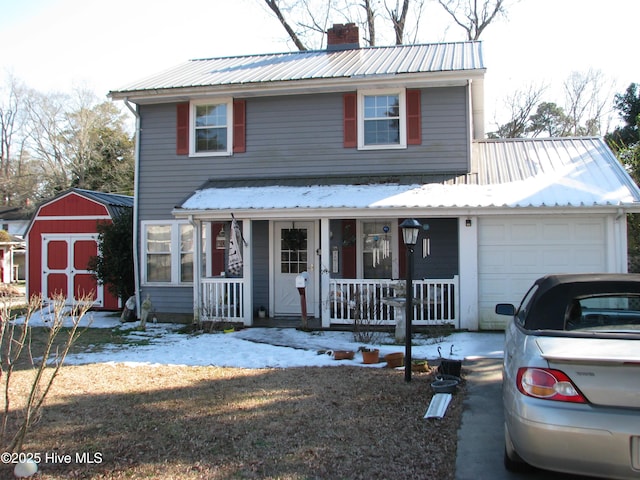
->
[274,222,316,316]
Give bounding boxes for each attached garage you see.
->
[477,215,614,329]
[25,189,133,309]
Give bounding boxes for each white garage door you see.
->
[478,216,606,329]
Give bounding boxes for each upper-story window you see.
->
[191,99,232,156]
[358,89,406,150]
[176,99,246,156]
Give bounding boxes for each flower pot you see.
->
[361,349,380,364]
[412,360,429,372]
[384,352,404,368]
[333,350,355,360]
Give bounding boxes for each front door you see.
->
[274,222,316,316]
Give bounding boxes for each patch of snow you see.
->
[15,309,504,368]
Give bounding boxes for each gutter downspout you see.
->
[124,98,142,318]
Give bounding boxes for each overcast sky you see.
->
[1,0,638,128]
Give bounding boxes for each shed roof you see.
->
[174,137,640,215]
[25,189,133,237]
[109,42,485,101]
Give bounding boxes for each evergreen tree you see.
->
[88,208,135,303]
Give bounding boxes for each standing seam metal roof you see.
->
[175,137,640,212]
[110,42,484,95]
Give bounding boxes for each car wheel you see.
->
[504,423,533,473]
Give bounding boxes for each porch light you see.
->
[400,218,421,382]
[400,218,421,246]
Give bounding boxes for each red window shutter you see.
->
[176,102,189,155]
[406,89,421,145]
[343,93,357,148]
[233,99,246,153]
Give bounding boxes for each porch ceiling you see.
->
[174,138,640,216]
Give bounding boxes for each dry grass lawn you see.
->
[0,360,464,479]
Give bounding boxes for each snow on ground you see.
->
[17,309,504,369]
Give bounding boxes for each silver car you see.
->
[496,274,640,479]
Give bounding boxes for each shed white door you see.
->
[274,222,316,316]
[42,234,103,307]
[477,216,606,329]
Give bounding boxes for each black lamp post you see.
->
[400,218,421,382]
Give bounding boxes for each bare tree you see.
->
[259,0,430,48]
[263,0,309,50]
[563,69,611,136]
[24,89,71,196]
[489,83,547,138]
[386,0,410,44]
[0,76,27,206]
[437,0,510,40]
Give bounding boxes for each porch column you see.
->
[242,220,253,326]
[191,217,202,324]
[320,217,331,328]
[458,216,479,330]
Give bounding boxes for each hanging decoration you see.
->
[371,227,391,268]
[227,216,247,275]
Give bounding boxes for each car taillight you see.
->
[516,367,587,403]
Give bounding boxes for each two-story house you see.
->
[109,24,640,330]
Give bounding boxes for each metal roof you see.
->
[110,42,484,99]
[71,188,134,209]
[174,137,640,214]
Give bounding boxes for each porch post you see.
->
[242,219,253,326]
[458,216,478,330]
[320,217,331,328]
[191,217,202,324]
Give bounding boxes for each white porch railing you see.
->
[329,276,459,327]
[201,278,245,320]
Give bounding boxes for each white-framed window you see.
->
[142,221,198,285]
[190,98,233,156]
[358,89,406,150]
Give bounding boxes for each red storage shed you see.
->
[25,189,133,310]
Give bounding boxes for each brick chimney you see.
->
[327,23,359,51]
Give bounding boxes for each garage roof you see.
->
[174,137,640,214]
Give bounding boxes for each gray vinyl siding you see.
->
[140,285,193,323]
[414,218,459,279]
[135,86,469,317]
[137,86,469,219]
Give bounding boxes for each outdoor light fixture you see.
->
[465,218,472,227]
[400,218,421,246]
[400,218,421,382]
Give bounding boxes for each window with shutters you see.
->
[176,99,245,156]
[358,89,406,149]
[191,98,232,156]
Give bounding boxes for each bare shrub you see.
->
[0,294,91,452]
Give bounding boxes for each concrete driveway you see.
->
[455,358,607,480]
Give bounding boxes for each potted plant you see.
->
[359,347,380,364]
[257,306,267,318]
[384,352,404,368]
[411,359,429,372]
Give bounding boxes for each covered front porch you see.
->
[180,214,474,330]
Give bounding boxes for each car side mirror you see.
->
[495,303,516,316]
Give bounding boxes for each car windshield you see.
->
[565,294,640,332]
